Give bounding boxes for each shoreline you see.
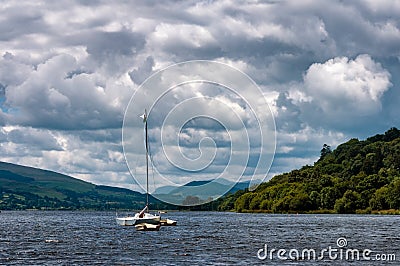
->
[1,208,400,215]
[234,208,400,215]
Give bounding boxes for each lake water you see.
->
[0,211,399,265]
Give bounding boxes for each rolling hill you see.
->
[0,161,169,210]
[0,160,260,210]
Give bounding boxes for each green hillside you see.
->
[0,162,169,210]
[218,128,400,214]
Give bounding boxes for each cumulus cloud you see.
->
[304,54,391,113]
[4,53,129,130]
[272,54,392,156]
[0,0,399,190]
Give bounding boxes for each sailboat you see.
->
[116,109,161,229]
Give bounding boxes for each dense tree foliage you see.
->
[320,144,332,160]
[218,128,400,214]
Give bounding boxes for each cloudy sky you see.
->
[0,0,399,193]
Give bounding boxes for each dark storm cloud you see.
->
[79,30,146,60]
[76,128,122,144]
[7,128,62,151]
[129,56,154,84]
[0,8,48,41]
[0,83,5,97]
[275,92,303,132]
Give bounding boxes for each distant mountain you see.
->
[153,185,177,195]
[183,180,212,186]
[0,160,260,210]
[0,162,171,210]
[154,178,257,205]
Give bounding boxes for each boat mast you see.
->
[144,109,149,212]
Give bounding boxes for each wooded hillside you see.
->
[218,128,400,214]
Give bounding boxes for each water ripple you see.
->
[0,211,399,265]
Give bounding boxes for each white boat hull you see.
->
[135,223,161,231]
[116,217,136,226]
[160,218,177,226]
[116,212,161,226]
